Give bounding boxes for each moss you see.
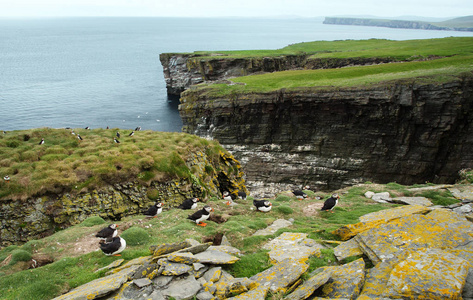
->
[10,249,32,264]
[79,216,106,227]
[121,227,151,246]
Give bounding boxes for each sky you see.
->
[0,0,471,19]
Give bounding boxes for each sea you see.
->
[1,17,472,132]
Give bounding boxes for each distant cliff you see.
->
[179,76,473,190]
[323,17,473,32]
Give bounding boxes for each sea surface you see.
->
[1,17,472,132]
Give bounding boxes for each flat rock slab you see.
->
[253,219,292,236]
[161,275,202,300]
[333,237,364,262]
[334,205,431,240]
[384,248,469,299]
[226,285,270,300]
[158,259,192,276]
[250,259,309,293]
[194,250,240,264]
[167,252,199,264]
[449,185,473,200]
[317,258,365,299]
[263,232,320,264]
[355,209,473,265]
[390,196,432,206]
[53,265,140,300]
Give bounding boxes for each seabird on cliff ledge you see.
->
[253,199,272,212]
[321,193,340,213]
[143,202,163,218]
[38,138,44,145]
[187,205,213,227]
[178,197,199,210]
[100,236,126,256]
[95,224,118,240]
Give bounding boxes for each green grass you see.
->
[0,180,462,299]
[0,128,227,200]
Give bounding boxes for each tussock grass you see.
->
[0,128,227,200]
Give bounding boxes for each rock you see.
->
[213,271,236,299]
[262,232,320,264]
[207,245,241,256]
[109,256,153,274]
[364,191,375,199]
[315,258,365,299]
[371,192,392,203]
[94,259,124,273]
[161,275,202,300]
[150,241,191,257]
[220,235,232,246]
[194,250,240,264]
[449,186,473,200]
[390,196,433,206]
[284,269,332,300]
[152,275,173,288]
[167,252,199,264]
[250,259,309,293]
[252,219,293,236]
[133,278,152,288]
[226,285,270,300]
[158,259,193,276]
[355,209,473,265]
[53,265,140,300]
[453,204,473,214]
[333,237,364,262]
[334,205,431,240]
[177,242,212,255]
[196,290,215,300]
[203,267,222,283]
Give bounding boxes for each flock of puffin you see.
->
[93,189,340,256]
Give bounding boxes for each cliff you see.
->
[323,16,473,32]
[179,76,473,190]
[0,150,246,246]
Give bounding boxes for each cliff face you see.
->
[179,76,473,190]
[159,53,397,96]
[0,151,246,246]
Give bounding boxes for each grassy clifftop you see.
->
[179,37,473,96]
[0,128,226,200]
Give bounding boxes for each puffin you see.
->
[187,205,213,227]
[178,197,199,210]
[85,126,90,130]
[100,236,126,256]
[292,189,308,200]
[253,199,272,212]
[143,202,163,218]
[95,224,118,240]
[223,191,236,205]
[135,126,141,131]
[128,131,134,137]
[114,138,120,144]
[38,138,44,145]
[116,132,121,138]
[321,194,340,213]
[77,134,83,141]
[237,191,247,200]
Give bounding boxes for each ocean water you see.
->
[1,17,472,132]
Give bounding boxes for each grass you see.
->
[0,128,227,200]
[0,181,462,299]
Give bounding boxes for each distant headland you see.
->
[323,15,473,32]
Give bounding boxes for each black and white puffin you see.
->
[223,191,236,205]
[187,205,213,227]
[77,134,83,141]
[237,191,247,200]
[321,193,340,213]
[143,202,163,218]
[135,126,141,131]
[113,138,120,144]
[253,199,272,212]
[178,197,199,210]
[95,224,118,240]
[116,132,120,138]
[38,138,44,145]
[292,189,308,200]
[100,236,126,256]
[128,131,134,137]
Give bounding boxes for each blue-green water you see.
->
[1,17,472,132]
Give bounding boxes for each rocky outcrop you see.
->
[0,151,246,246]
[323,17,473,32]
[159,53,399,96]
[51,200,473,300]
[180,76,473,190]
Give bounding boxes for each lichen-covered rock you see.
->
[333,238,364,262]
[167,252,199,264]
[334,205,431,241]
[390,196,433,206]
[207,245,241,256]
[194,250,240,264]
[384,248,469,299]
[262,232,320,264]
[150,241,191,257]
[252,219,293,236]
[158,259,193,276]
[316,258,365,300]
[203,267,222,283]
[250,259,309,293]
[355,209,473,264]
[53,265,140,300]
[226,284,269,300]
[284,269,332,300]
[109,256,153,274]
[160,274,202,300]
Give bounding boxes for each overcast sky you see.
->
[0,0,471,19]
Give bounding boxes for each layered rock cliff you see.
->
[179,75,473,190]
[0,151,246,246]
